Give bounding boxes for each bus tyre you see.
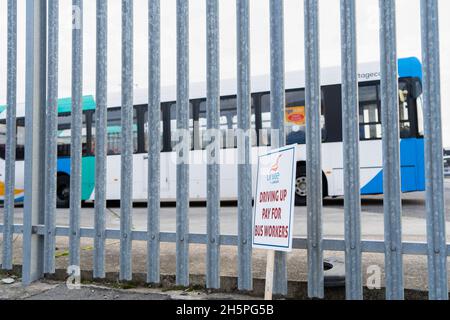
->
[57,175,70,209]
[295,166,307,206]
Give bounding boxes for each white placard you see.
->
[252,145,297,252]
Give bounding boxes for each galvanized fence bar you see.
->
[22,0,47,285]
[269,0,287,296]
[340,0,363,300]
[379,0,404,300]
[206,0,221,290]
[420,0,448,301]
[0,0,447,300]
[4,223,448,256]
[43,0,58,274]
[304,0,324,299]
[2,0,17,271]
[94,0,108,279]
[147,0,161,284]
[69,0,83,269]
[236,0,253,292]
[176,0,190,287]
[120,0,134,281]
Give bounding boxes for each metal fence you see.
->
[0,0,449,300]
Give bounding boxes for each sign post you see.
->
[253,145,297,300]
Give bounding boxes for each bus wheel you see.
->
[57,175,70,208]
[295,166,307,206]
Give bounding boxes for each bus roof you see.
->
[107,57,422,107]
[1,57,421,119]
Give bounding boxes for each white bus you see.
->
[0,57,425,207]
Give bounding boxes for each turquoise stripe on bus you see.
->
[57,157,96,201]
[0,95,96,115]
[57,95,96,113]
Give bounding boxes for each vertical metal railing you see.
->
[70,0,83,270]
[147,0,161,285]
[94,0,108,280]
[176,0,190,287]
[420,0,448,301]
[43,0,58,275]
[379,0,404,300]
[206,0,221,290]
[270,0,287,296]
[2,0,17,272]
[304,0,324,299]
[22,0,47,285]
[0,0,447,301]
[120,0,134,281]
[340,0,363,300]
[236,0,253,292]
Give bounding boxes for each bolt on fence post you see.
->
[69,0,83,269]
[176,0,190,287]
[420,0,448,301]
[147,0,161,285]
[22,0,47,285]
[304,0,324,299]
[236,0,253,292]
[379,0,404,300]
[43,0,59,275]
[94,0,108,279]
[206,0,221,290]
[120,0,134,281]
[340,0,363,300]
[269,0,287,296]
[3,0,17,271]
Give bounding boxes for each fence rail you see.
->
[1,224,450,256]
[0,0,448,300]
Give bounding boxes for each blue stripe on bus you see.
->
[0,196,25,204]
[57,157,71,175]
[361,138,425,195]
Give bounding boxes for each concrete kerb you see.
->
[1,265,433,300]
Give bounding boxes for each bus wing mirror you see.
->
[411,80,422,99]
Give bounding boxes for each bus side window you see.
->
[285,89,307,145]
[359,84,382,140]
[16,118,25,161]
[197,101,220,150]
[198,96,256,150]
[57,113,90,157]
[221,97,238,149]
[260,94,271,146]
[260,89,326,146]
[399,81,412,138]
[95,108,138,156]
[358,81,413,140]
[231,114,257,148]
[416,95,424,137]
[0,119,25,161]
[170,102,194,151]
[143,109,164,152]
[0,121,5,159]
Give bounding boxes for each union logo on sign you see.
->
[266,155,283,184]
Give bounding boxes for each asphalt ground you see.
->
[1,180,450,297]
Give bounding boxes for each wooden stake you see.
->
[264,250,276,300]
